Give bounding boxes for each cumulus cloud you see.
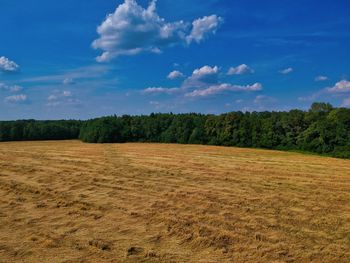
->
[185,83,262,97]
[5,94,27,103]
[227,64,254,75]
[327,80,350,93]
[183,65,219,88]
[144,65,220,94]
[92,0,222,62]
[143,64,262,98]
[298,80,350,105]
[315,75,328,82]
[167,70,184,80]
[279,67,293,74]
[0,56,19,72]
[192,65,219,79]
[186,15,223,44]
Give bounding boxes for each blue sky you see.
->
[0,0,350,120]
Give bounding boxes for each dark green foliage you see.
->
[79,117,123,143]
[0,120,81,142]
[0,103,349,158]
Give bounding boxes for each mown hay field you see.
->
[0,141,349,262]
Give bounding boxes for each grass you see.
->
[0,140,349,262]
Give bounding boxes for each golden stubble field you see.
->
[0,141,349,263]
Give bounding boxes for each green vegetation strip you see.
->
[0,103,349,158]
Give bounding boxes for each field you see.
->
[0,141,349,262]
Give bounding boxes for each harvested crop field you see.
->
[0,141,349,263]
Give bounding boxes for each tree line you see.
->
[0,120,82,141]
[1,103,349,158]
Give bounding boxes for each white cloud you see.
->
[315,75,328,82]
[279,67,293,74]
[341,98,350,107]
[167,70,184,80]
[0,56,19,72]
[143,64,262,99]
[5,94,27,103]
[227,64,254,75]
[143,86,180,94]
[183,65,219,88]
[185,83,262,97]
[192,65,219,78]
[145,66,220,94]
[186,15,223,44]
[92,0,222,62]
[327,80,350,93]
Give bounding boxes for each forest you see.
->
[1,103,349,158]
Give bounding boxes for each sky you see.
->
[0,0,350,120]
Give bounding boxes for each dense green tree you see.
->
[1,103,349,158]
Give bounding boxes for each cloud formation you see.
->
[227,64,254,75]
[143,86,180,94]
[186,15,223,44]
[5,94,27,103]
[279,67,293,74]
[143,65,262,98]
[327,80,350,93]
[183,65,219,88]
[0,56,19,72]
[298,80,350,106]
[185,83,262,97]
[92,0,222,62]
[167,70,184,80]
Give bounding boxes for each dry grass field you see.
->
[0,141,349,262]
